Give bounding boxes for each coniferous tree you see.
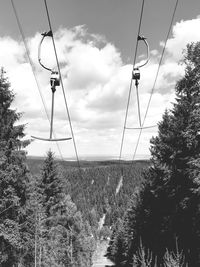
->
[0,68,31,266]
[37,151,94,266]
[107,42,200,266]
[26,174,47,267]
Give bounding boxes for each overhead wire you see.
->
[11,0,179,222]
[10,0,64,161]
[43,0,81,170]
[117,0,180,194]
[110,0,146,215]
[42,0,94,220]
[118,0,145,172]
[11,0,90,221]
[131,0,179,162]
[117,0,179,193]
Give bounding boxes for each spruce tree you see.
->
[108,42,200,266]
[143,42,200,265]
[26,174,47,267]
[38,151,94,266]
[40,150,64,217]
[0,68,31,266]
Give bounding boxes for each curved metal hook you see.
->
[38,30,53,72]
[135,35,149,69]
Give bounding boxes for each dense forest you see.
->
[27,158,149,232]
[0,66,148,266]
[106,42,200,266]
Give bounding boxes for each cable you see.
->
[126,125,157,130]
[136,82,142,127]
[10,0,64,161]
[43,0,81,170]
[116,0,179,194]
[42,1,94,220]
[118,0,145,173]
[132,0,179,162]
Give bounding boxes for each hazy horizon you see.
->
[27,153,150,161]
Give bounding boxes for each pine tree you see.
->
[26,174,47,267]
[144,42,200,265]
[108,42,200,266]
[37,151,94,266]
[40,150,64,217]
[0,68,31,266]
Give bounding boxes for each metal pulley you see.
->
[50,71,60,88]
[132,67,140,81]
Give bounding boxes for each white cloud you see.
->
[166,17,200,60]
[1,17,200,159]
[0,36,25,67]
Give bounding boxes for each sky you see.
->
[1,0,200,160]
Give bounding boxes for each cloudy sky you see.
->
[1,0,200,160]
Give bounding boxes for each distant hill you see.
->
[27,155,150,175]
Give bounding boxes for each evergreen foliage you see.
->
[107,42,200,266]
[32,151,95,266]
[63,161,148,227]
[0,68,31,266]
[0,68,149,266]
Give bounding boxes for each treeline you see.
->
[107,42,200,266]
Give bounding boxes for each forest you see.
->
[106,42,200,266]
[0,65,149,266]
[1,41,200,267]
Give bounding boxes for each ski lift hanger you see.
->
[126,35,157,130]
[31,30,72,142]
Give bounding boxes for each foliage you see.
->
[164,247,187,267]
[132,239,155,267]
[0,68,31,266]
[30,151,95,266]
[63,161,148,226]
[107,42,200,266]
[0,68,149,266]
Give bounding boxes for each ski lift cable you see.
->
[118,0,146,168]
[42,1,93,219]
[126,125,157,130]
[10,0,65,161]
[131,0,179,162]
[43,0,81,170]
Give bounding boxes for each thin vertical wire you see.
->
[44,0,81,170]
[132,0,179,162]
[118,0,145,173]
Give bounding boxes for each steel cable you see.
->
[132,0,179,162]
[43,0,81,170]
[118,0,146,175]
